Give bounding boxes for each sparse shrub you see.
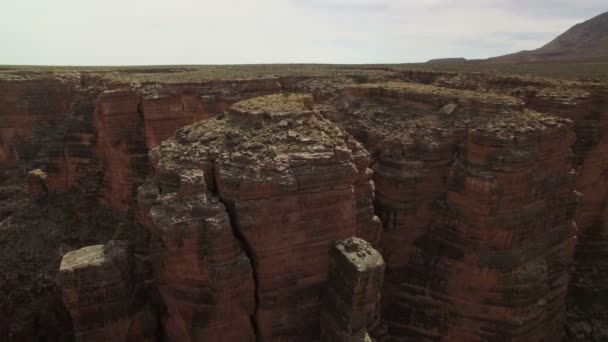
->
[352,74,369,84]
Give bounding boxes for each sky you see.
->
[0,0,606,65]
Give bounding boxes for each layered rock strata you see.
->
[321,237,384,342]
[336,82,578,341]
[335,82,524,282]
[136,169,257,341]
[57,240,157,341]
[93,90,150,211]
[144,93,381,340]
[424,72,608,339]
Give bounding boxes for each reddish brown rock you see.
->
[419,119,577,341]
[148,93,381,340]
[335,82,522,279]
[335,82,578,341]
[424,72,608,339]
[26,169,48,200]
[141,91,207,149]
[136,168,257,342]
[94,90,150,212]
[321,237,384,342]
[57,241,157,341]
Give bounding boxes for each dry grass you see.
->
[1,61,607,83]
[353,81,522,106]
[232,93,312,114]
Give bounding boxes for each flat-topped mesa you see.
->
[57,241,157,342]
[331,81,578,341]
[230,92,315,120]
[345,81,524,115]
[148,93,381,340]
[321,237,385,342]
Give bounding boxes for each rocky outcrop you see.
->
[333,82,578,341]
[413,118,576,341]
[57,241,157,341]
[423,72,608,340]
[144,93,381,340]
[26,169,48,200]
[334,82,523,278]
[321,237,384,342]
[136,169,256,341]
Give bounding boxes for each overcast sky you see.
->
[0,0,606,65]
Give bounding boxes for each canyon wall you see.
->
[0,68,607,341]
[332,82,579,341]
[422,73,608,340]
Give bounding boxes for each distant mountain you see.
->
[489,11,608,63]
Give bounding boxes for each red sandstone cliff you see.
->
[0,67,607,341]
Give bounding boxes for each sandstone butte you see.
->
[0,65,607,341]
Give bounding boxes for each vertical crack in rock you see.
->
[226,205,263,342]
[136,164,256,341]
[93,89,150,212]
[212,165,262,342]
[136,96,145,121]
[141,93,382,340]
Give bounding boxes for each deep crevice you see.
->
[136,96,145,122]
[210,162,262,342]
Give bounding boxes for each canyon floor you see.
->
[1,62,608,341]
